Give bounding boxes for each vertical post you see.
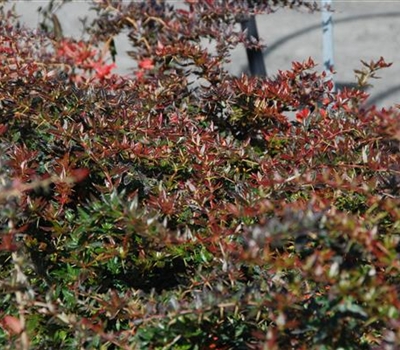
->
[241,8,267,77]
[321,0,335,89]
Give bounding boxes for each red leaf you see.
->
[319,108,327,119]
[138,58,154,70]
[0,234,18,251]
[295,108,311,122]
[91,61,116,79]
[0,124,7,135]
[70,168,90,182]
[0,315,23,335]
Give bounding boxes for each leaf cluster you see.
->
[0,1,399,349]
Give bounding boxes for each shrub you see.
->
[0,1,399,349]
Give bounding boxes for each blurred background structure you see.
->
[7,1,400,108]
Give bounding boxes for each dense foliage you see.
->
[0,1,399,349]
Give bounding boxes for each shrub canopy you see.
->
[0,1,399,349]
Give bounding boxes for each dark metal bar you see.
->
[241,13,267,77]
